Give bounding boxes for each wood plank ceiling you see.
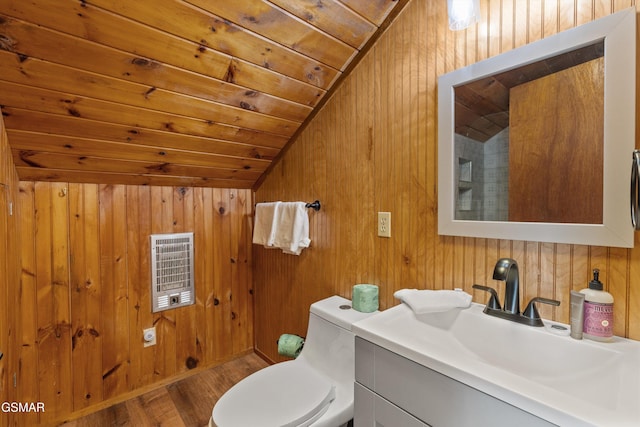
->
[0,0,407,188]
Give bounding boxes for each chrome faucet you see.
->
[473,258,560,327]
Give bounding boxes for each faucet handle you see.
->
[472,284,502,310]
[523,297,560,321]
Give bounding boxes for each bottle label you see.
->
[583,301,613,337]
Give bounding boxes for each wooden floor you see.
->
[58,353,269,427]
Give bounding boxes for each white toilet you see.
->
[210,295,377,427]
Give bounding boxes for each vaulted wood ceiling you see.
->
[0,0,408,188]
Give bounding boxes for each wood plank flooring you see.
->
[58,353,269,427]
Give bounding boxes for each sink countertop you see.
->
[352,302,640,427]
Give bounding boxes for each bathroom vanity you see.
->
[352,303,640,426]
[354,338,553,427]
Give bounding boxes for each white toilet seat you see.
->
[212,360,335,427]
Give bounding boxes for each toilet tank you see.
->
[298,296,377,383]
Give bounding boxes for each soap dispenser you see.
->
[580,269,614,342]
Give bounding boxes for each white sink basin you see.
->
[353,302,640,426]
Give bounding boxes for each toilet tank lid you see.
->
[310,295,378,330]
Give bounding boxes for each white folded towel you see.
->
[253,201,311,255]
[272,202,310,255]
[394,288,472,314]
[253,202,281,246]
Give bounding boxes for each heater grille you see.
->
[151,232,194,313]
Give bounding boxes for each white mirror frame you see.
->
[438,7,636,248]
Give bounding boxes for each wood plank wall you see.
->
[254,0,640,363]
[13,183,253,425]
[0,107,21,427]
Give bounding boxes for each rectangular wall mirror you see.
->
[438,7,636,247]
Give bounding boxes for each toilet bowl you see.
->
[211,295,377,427]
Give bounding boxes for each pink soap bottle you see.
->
[580,269,614,342]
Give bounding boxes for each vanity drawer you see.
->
[355,337,556,427]
[354,382,430,427]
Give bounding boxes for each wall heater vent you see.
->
[151,232,195,313]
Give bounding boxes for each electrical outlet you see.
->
[143,327,156,347]
[378,212,391,238]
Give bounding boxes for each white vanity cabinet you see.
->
[354,337,556,427]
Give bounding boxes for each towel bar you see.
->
[305,200,321,211]
[255,200,321,211]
